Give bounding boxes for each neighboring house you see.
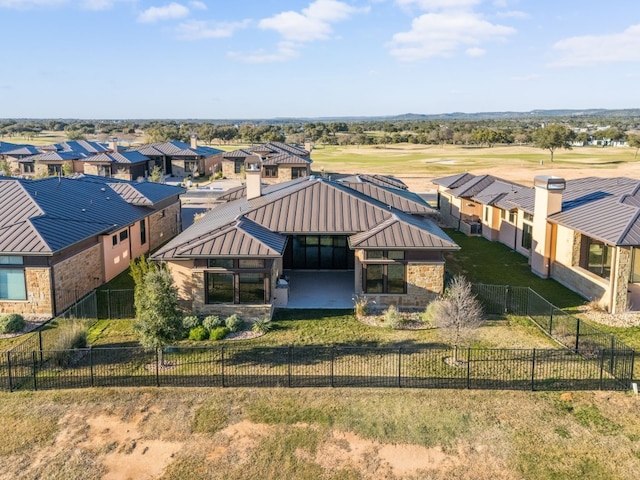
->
[0,175,185,316]
[153,164,458,319]
[80,151,151,180]
[211,142,312,183]
[39,140,111,156]
[435,173,640,313]
[17,151,88,177]
[129,137,222,178]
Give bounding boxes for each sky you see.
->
[1,0,640,119]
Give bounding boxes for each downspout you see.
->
[513,215,518,251]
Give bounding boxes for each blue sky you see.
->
[1,0,640,119]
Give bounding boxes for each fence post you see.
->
[89,346,94,388]
[610,336,615,376]
[32,351,38,391]
[155,348,160,387]
[288,346,292,388]
[38,330,43,365]
[574,319,581,353]
[531,348,536,391]
[466,348,471,389]
[107,290,111,320]
[330,347,335,387]
[549,305,554,335]
[398,347,402,388]
[221,346,225,388]
[504,287,509,314]
[6,352,13,393]
[599,347,605,390]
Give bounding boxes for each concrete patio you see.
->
[282,270,354,309]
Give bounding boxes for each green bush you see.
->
[252,318,273,334]
[203,315,223,331]
[225,314,244,332]
[0,313,25,334]
[209,326,230,341]
[189,326,208,341]
[182,315,201,330]
[420,301,439,328]
[382,305,403,329]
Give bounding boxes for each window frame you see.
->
[263,165,278,178]
[362,250,407,294]
[0,256,27,301]
[204,258,270,304]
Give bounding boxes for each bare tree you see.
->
[432,275,484,364]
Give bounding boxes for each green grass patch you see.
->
[97,268,135,291]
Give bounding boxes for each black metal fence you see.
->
[1,344,632,392]
[97,289,135,319]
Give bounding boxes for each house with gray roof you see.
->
[0,175,184,317]
[434,172,640,313]
[128,136,223,178]
[80,151,151,180]
[210,142,312,184]
[153,164,458,319]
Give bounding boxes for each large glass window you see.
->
[234,160,243,174]
[631,248,640,283]
[580,237,611,279]
[208,259,234,269]
[291,167,307,179]
[387,264,406,293]
[363,264,406,294]
[140,220,146,245]
[263,166,278,178]
[521,223,533,250]
[239,274,265,304]
[0,268,26,300]
[205,273,234,303]
[365,264,384,293]
[290,235,353,269]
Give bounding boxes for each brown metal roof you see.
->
[340,182,435,215]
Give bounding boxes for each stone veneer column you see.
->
[611,246,631,314]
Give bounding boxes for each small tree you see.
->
[133,266,182,365]
[148,165,163,183]
[628,134,640,159]
[432,275,484,364]
[532,124,574,162]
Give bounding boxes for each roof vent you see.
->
[100,187,106,192]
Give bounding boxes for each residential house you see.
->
[129,137,222,178]
[153,165,458,319]
[434,173,640,313]
[0,175,184,316]
[80,151,151,180]
[211,142,312,183]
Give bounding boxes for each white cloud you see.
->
[509,73,541,81]
[396,0,480,10]
[389,12,515,61]
[549,24,640,67]
[259,0,368,43]
[176,19,249,40]
[138,2,189,23]
[229,41,300,64]
[0,0,67,8]
[189,0,206,10]
[496,10,528,19]
[466,47,485,57]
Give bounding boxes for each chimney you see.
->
[245,155,263,200]
[304,139,313,154]
[190,134,198,149]
[109,137,118,152]
[531,175,566,278]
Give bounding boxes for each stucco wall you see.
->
[102,228,131,282]
[54,243,104,314]
[0,268,53,316]
[551,261,608,306]
[554,224,575,266]
[149,201,181,250]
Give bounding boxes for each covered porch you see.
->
[281,270,354,309]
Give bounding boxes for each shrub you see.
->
[182,315,201,330]
[225,314,244,332]
[252,318,273,334]
[353,294,374,317]
[189,326,208,341]
[420,301,439,328]
[382,305,403,329]
[209,326,230,341]
[0,313,25,334]
[51,323,88,368]
[203,315,223,331]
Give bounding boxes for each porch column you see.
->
[611,246,631,314]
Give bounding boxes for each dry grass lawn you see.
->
[0,388,638,480]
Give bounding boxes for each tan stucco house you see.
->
[435,173,640,313]
[0,174,184,316]
[153,166,458,319]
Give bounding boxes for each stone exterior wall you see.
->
[550,261,608,306]
[222,161,243,180]
[0,268,53,316]
[149,201,181,250]
[437,192,460,228]
[53,243,104,314]
[612,246,632,314]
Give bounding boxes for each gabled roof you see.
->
[262,152,311,166]
[0,175,184,254]
[339,174,408,190]
[42,140,109,155]
[155,217,286,259]
[349,213,459,250]
[339,182,435,215]
[81,151,149,165]
[250,142,309,157]
[3,145,40,156]
[154,176,458,261]
[0,142,23,155]
[128,141,222,158]
[433,173,476,189]
[19,151,87,162]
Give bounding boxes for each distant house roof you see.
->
[433,173,476,189]
[339,174,408,190]
[217,142,312,165]
[81,151,149,165]
[19,151,88,163]
[0,175,184,255]
[154,177,457,260]
[0,142,23,155]
[128,141,222,158]
[41,140,110,156]
[3,145,41,157]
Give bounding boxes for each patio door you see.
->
[284,235,354,269]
